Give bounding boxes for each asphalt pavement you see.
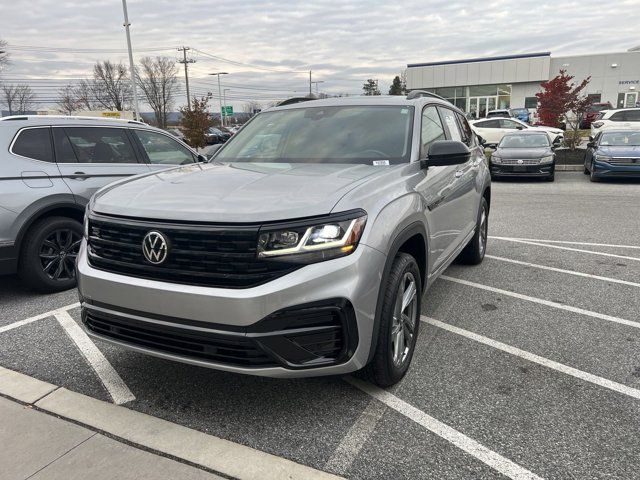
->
[1,171,640,479]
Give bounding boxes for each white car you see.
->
[591,108,640,136]
[470,117,563,147]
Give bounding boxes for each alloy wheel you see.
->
[39,229,82,281]
[391,272,418,366]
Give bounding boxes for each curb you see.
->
[0,366,342,480]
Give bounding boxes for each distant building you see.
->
[406,48,640,117]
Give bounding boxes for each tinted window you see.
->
[64,127,138,164]
[12,128,53,162]
[421,106,446,153]
[438,108,462,142]
[53,128,79,163]
[624,110,640,122]
[610,112,625,121]
[476,119,500,128]
[456,112,474,146]
[134,130,195,165]
[500,119,522,129]
[524,97,538,109]
[217,106,414,165]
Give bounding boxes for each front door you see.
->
[468,97,496,119]
[624,92,639,108]
[53,126,150,208]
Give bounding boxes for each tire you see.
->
[362,253,421,387]
[18,216,83,293]
[589,164,600,183]
[546,173,555,182]
[583,166,589,175]
[458,197,489,265]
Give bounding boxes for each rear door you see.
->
[129,129,198,172]
[53,126,150,207]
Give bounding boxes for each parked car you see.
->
[205,127,231,145]
[489,131,555,181]
[591,108,640,136]
[470,117,563,147]
[580,102,613,129]
[510,108,531,123]
[77,93,491,387]
[486,109,512,119]
[0,115,206,292]
[583,130,640,182]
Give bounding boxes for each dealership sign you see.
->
[619,80,640,85]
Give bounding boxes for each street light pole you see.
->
[223,89,230,126]
[121,0,140,121]
[209,72,228,127]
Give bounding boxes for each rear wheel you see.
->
[458,197,489,265]
[18,216,83,292]
[363,253,421,387]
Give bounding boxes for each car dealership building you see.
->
[406,48,640,118]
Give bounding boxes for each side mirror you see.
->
[588,135,594,142]
[586,141,596,148]
[476,134,486,147]
[421,140,471,169]
[197,154,208,163]
[516,125,524,130]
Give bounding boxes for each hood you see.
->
[93,162,386,223]
[530,126,563,134]
[495,146,552,159]
[598,145,640,158]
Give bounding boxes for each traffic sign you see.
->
[222,106,233,116]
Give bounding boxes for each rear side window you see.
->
[63,127,138,164]
[475,119,500,128]
[610,112,625,121]
[438,107,462,142]
[500,119,521,129]
[12,128,53,162]
[624,110,640,122]
[52,128,79,163]
[456,112,474,146]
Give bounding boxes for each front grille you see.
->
[609,157,640,166]
[83,308,277,367]
[87,215,299,288]
[499,158,541,165]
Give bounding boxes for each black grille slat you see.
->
[87,216,299,288]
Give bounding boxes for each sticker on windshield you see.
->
[401,109,409,114]
[373,160,390,166]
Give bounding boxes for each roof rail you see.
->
[406,90,446,101]
[277,97,316,107]
[0,116,29,121]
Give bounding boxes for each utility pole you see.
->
[178,47,196,110]
[309,70,312,96]
[311,81,324,94]
[121,0,140,120]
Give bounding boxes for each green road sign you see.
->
[222,106,233,116]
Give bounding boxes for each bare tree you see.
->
[56,84,79,115]
[136,56,178,128]
[1,83,19,115]
[73,79,96,110]
[91,60,131,111]
[15,84,37,114]
[0,39,9,74]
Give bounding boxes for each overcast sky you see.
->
[1,0,638,111]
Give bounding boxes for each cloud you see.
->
[1,0,637,110]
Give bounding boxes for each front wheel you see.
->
[363,253,421,387]
[458,197,489,265]
[589,164,600,182]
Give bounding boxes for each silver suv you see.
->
[78,94,491,386]
[0,115,204,292]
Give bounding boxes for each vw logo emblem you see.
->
[517,159,524,164]
[142,231,168,264]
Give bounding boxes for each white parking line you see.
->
[0,302,80,334]
[422,316,640,401]
[324,398,387,475]
[440,275,640,330]
[490,236,640,250]
[54,310,135,405]
[485,254,640,289]
[345,377,542,480]
[489,238,640,262]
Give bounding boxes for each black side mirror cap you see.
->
[516,126,524,130]
[586,141,596,148]
[197,154,208,163]
[476,134,486,147]
[421,140,471,169]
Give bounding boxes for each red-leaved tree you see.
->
[536,70,590,128]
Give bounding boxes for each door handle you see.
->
[68,171,87,180]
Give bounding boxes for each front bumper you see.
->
[77,240,386,378]
[490,162,554,177]
[592,160,640,179]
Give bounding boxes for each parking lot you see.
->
[1,171,639,479]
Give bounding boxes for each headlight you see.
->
[595,154,612,163]
[491,155,502,164]
[592,122,604,129]
[83,207,90,239]
[257,211,367,262]
[540,155,554,164]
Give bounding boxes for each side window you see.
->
[438,107,462,142]
[52,128,79,163]
[63,127,138,164]
[624,110,640,122]
[610,112,625,122]
[456,112,474,146]
[134,130,195,165]
[421,106,446,154]
[499,119,520,129]
[476,119,500,128]
[12,128,53,162]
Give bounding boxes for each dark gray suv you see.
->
[78,93,491,386]
[0,115,203,292]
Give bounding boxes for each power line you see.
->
[192,48,308,74]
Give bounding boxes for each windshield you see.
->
[499,134,549,148]
[215,105,414,165]
[600,131,640,146]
